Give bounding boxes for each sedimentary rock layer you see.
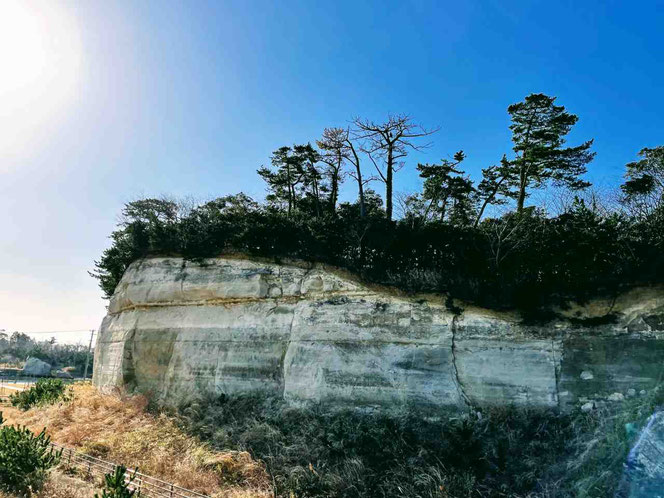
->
[93,257,664,411]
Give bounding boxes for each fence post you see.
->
[170,483,174,497]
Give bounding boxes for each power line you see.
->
[2,329,96,335]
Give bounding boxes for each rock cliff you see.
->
[93,257,664,411]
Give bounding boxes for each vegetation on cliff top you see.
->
[92,93,664,313]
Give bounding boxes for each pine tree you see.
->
[505,93,595,212]
[621,146,664,218]
[416,151,474,224]
[473,156,514,226]
[257,146,305,216]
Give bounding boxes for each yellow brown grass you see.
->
[0,474,97,498]
[1,384,270,498]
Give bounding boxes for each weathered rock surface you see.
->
[93,257,664,411]
[23,357,52,377]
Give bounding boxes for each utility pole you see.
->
[83,329,95,382]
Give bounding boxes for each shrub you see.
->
[92,196,664,314]
[95,465,141,498]
[179,389,664,498]
[11,379,73,411]
[178,393,581,498]
[0,413,61,494]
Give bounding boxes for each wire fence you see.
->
[0,377,210,496]
[53,442,210,498]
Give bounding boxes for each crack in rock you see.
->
[551,338,561,410]
[450,315,472,409]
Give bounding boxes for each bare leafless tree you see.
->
[318,127,373,217]
[352,114,438,220]
[317,128,347,215]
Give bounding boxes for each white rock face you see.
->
[93,257,664,411]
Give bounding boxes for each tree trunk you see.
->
[516,167,527,213]
[349,143,366,218]
[358,176,366,217]
[329,158,340,215]
[286,163,293,217]
[516,184,526,213]
[474,177,505,227]
[313,176,320,218]
[474,199,490,227]
[330,180,337,214]
[386,148,393,220]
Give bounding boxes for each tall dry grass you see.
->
[1,384,271,498]
[0,472,99,498]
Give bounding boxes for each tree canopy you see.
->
[505,93,595,212]
[92,93,664,316]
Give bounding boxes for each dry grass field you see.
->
[1,384,271,498]
[0,472,98,498]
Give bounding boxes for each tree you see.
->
[0,420,61,494]
[345,129,370,218]
[258,146,304,217]
[318,127,372,218]
[95,465,141,497]
[416,151,475,224]
[473,156,515,227]
[258,144,327,218]
[317,128,347,215]
[353,114,437,220]
[505,93,595,213]
[293,143,326,218]
[621,146,664,218]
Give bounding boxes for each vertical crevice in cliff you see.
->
[451,315,472,410]
[122,326,137,390]
[277,297,299,399]
[551,338,561,410]
[178,260,187,301]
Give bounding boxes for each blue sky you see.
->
[0,0,662,339]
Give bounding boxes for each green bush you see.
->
[10,378,73,411]
[92,196,664,315]
[0,412,61,494]
[95,465,141,498]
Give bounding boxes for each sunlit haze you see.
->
[0,0,81,164]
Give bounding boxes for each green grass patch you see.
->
[10,379,73,411]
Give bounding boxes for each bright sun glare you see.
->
[0,0,81,163]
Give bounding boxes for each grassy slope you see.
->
[1,384,270,498]
[2,384,662,497]
[0,472,98,498]
[177,389,664,498]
